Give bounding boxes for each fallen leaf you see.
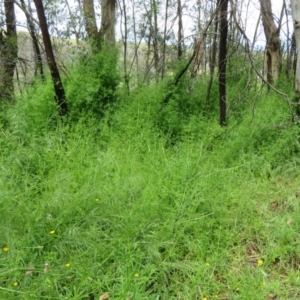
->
[25,265,35,276]
[99,293,109,300]
[44,262,50,273]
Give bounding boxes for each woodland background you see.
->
[1,0,300,299]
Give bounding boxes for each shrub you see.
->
[66,48,120,122]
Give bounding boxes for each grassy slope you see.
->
[1,75,300,300]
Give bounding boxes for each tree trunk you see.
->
[191,33,205,78]
[177,0,183,59]
[21,0,45,81]
[151,0,159,81]
[260,0,281,85]
[290,0,300,113]
[161,0,169,79]
[206,1,219,113]
[120,0,129,93]
[100,0,116,47]
[219,0,228,126]
[286,32,296,80]
[33,0,67,116]
[82,0,100,50]
[0,0,18,101]
[130,0,140,85]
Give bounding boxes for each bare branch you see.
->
[13,0,40,26]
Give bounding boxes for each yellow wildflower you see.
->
[257,259,264,266]
[134,273,139,277]
[203,297,208,300]
[49,230,55,235]
[2,246,9,252]
[65,263,71,268]
[13,282,18,287]
[205,262,210,267]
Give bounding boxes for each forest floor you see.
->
[1,71,300,299]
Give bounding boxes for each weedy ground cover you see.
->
[1,77,300,299]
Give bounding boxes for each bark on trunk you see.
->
[120,0,129,93]
[286,32,296,79]
[0,0,18,101]
[21,0,44,81]
[219,0,228,126]
[148,0,159,81]
[177,0,183,59]
[290,0,300,113]
[34,0,67,116]
[161,0,169,79]
[100,0,116,47]
[83,0,100,50]
[260,0,281,85]
[206,1,219,113]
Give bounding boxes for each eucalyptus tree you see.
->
[290,0,300,113]
[205,0,219,112]
[33,0,67,116]
[260,0,281,85]
[82,0,99,49]
[0,0,18,101]
[284,0,295,79]
[119,0,129,92]
[219,0,229,126]
[161,0,169,79]
[121,0,148,85]
[128,0,142,82]
[177,0,183,59]
[82,0,116,50]
[152,0,159,81]
[20,0,44,80]
[100,0,116,46]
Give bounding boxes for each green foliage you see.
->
[7,79,59,139]
[66,48,120,122]
[1,49,300,299]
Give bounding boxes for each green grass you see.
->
[1,73,300,299]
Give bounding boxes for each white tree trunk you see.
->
[260,0,281,85]
[291,0,300,110]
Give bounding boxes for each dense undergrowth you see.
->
[1,51,300,299]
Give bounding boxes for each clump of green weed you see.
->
[66,48,120,122]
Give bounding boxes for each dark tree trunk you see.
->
[150,0,159,81]
[219,0,228,126]
[120,0,129,93]
[206,1,219,113]
[0,0,18,101]
[33,0,67,116]
[21,0,44,81]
